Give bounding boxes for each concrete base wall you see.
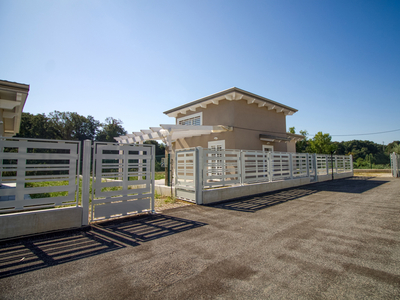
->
[202,177,311,205]
[0,207,83,240]
[202,172,353,205]
[317,171,354,183]
[155,185,173,197]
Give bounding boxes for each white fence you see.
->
[175,148,353,203]
[0,137,80,213]
[391,152,400,177]
[0,138,156,233]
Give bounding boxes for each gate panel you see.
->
[175,149,197,203]
[0,138,80,213]
[91,143,155,221]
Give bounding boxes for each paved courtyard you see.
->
[1,176,399,299]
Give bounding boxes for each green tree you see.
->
[47,111,100,141]
[392,144,400,154]
[307,132,337,154]
[15,113,56,139]
[96,117,127,142]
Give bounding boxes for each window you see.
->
[177,112,202,126]
[263,145,274,152]
[208,140,225,176]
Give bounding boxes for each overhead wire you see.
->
[233,125,400,138]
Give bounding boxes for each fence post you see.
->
[350,154,354,174]
[289,153,293,179]
[81,139,91,226]
[268,152,273,182]
[151,144,156,213]
[195,147,204,204]
[335,155,338,174]
[325,155,329,175]
[306,153,310,177]
[240,150,245,186]
[313,154,318,181]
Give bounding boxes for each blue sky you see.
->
[1,0,399,144]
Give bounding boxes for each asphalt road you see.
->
[1,176,399,299]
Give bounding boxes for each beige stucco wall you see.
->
[174,99,292,151]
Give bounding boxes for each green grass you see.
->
[155,172,165,180]
[26,173,166,202]
[25,181,69,199]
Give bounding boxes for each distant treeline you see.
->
[290,127,400,168]
[15,111,166,156]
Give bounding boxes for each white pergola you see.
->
[115,124,232,150]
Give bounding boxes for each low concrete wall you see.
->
[202,172,353,205]
[202,177,311,205]
[316,171,354,182]
[155,184,173,197]
[0,207,83,240]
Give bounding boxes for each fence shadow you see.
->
[92,214,207,245]
[0,214,207,279]
[213,177,389,213]
[305,177,389,194]
[213,188,319,212]
[0,228,127,279]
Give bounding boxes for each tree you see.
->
[392,144,400,154]
[307,132,337,154]
[288,127,309,153]
[48,111,100,141]
[16,113,56,139]
[96,117,127,142]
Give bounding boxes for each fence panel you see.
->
[292,153,308,178]
[270,152,291,180]
[316,155,328,175]
[0,138,80,213]
[242,150,270,184]
[91,142,154,221]
[203,149,241,188]
[175,149,197,202]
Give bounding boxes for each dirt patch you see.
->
[353,172,392,178]
[154,197,193,212]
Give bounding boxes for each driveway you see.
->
[1,176,399,299]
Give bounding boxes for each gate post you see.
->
[81,139,92,226]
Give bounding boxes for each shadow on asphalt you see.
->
[0,214,206,279]
[213,177,389,213]
[92,214,207,245]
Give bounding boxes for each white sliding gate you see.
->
[0,137,80,213]
[89,142,155,221]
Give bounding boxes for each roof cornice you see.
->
[163,87,298,118]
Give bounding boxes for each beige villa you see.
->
[116,87,304,153]
[0,80,29,137]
